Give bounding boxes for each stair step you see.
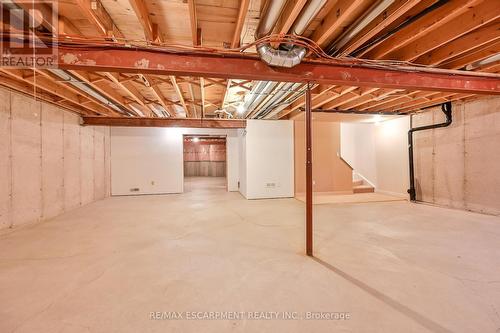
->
[352,179,363,186]
[353,185,374,193]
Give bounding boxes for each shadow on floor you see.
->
[311,256,453,333]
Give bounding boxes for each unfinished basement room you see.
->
[1,0,500,332]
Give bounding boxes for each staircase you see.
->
[352,178,374,194]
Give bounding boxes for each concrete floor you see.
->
[295,191,405,205]
[1,177,500,333]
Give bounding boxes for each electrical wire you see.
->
[2,31,499,79]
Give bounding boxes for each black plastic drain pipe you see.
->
[408,101,452,201]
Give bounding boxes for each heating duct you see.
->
[256,0,327,68]
[248,0,401,119]
[243,0,327,119]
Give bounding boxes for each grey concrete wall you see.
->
[413,96,500,215]
[0,87,111,230]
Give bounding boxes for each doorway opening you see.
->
[183,135,227,192]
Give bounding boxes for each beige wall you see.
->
[294,115,353,195]
[0,87,111,230]
[413,97,500,215]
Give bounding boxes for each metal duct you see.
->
[49,69,132,116]
[245,81,280,116]
[258,82,297,112]
[257,45,307,68]
[243,0,326,119]
[258,83,305,119]
[328,0,396,55]
[256,0,327,68]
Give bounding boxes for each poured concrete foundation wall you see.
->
[0,88,111,230]
[413,97,500,215]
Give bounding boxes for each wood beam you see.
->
[0,69,107,116]
[188,81,198,118]
[231,0,251,48]
[58,16,81,35]
[384,1,500,61]
[312,0,372,48]
[441,42,500,70]
[82,117,247,128]
[276,0,308,36]
[322,87,379,109]
[282,86,359,119]
[56,48,500,95]
[35,69,122,116]
[339,0,421,55]
[170,76,190,117]
[363,0,482,59]
[144,75,171,117]
[0,74,87,115]
[75,0,123,38]
[187,0,198,46]
[222,0,250,108]
[104,72,145,106]
[13,1,56,32]
[68,70,135,114]
[129,0,155,41]
[186,0,202,118]
[415,23,500,66]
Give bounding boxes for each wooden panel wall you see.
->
[0,87,111,230]
[183,140,226,177]
[294,117,353,195]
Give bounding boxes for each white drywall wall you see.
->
[238,129,247,197]
[340,122,377,186]
[374,117,410,196]
[226,135,239,192]
[239,120,294,199]
[110,127,240,195]
[0,87,111,230]
[340,117,409,197]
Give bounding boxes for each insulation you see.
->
[0,87,111,230]
[11,93,42,227]
[41,103,65,220]
[0,89,11,228]
[93,127,106,200]
[80,126,95,205]
[63,112,81,210]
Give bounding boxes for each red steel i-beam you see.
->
[54,47,500,95]
[305,83,313,257]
